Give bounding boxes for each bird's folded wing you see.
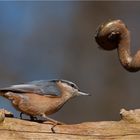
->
[0,80,61,96]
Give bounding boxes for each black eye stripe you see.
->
[59,80,79,90]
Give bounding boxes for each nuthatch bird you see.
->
[0,79,89,123]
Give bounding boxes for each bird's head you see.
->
[51,79,90,98]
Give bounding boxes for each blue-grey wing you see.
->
[0,80,61,96]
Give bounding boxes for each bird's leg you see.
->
[44,116,64,124]
[42,114,65,133]
[20,112,23,119]
[42,114,64,124]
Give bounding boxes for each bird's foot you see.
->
[20,113,38,122]
[51,122,63,133]
[30,115,38,121]
[42,115,65,133]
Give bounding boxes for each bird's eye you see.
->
[71,84,75,88]
[70,83,79,90]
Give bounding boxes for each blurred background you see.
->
[0,1,140,123]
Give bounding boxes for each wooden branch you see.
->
[0,109,140,139]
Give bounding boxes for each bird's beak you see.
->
[78,91,91,96]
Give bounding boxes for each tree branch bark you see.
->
[0,108,140,140]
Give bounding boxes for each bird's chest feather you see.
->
[21,93,69,115]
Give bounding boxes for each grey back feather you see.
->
[0,80,61,96]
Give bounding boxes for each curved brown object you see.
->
[95,19,140,72]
